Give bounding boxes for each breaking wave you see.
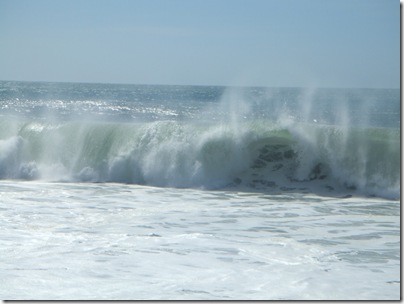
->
[0,118,399,199]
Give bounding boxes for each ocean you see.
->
[0,81,400,300]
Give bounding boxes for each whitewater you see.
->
[0,81,400,300]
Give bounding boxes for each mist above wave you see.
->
[0,82,399,199]
[0,82,399,127]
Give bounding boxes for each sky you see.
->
[0,0,400,88]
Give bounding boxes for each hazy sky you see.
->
[0,0,399,88]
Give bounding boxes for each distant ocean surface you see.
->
[0,81,400,300]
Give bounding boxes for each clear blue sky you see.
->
[0,0,399,88]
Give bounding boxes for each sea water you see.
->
[0,81,400,300]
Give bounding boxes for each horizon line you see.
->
[0,79,400,90]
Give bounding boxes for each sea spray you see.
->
[217,87,251,132]
[261,85,399,198]
[0,117,398,199]
[0,82,399,199]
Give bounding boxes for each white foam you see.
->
[0,181,399,300]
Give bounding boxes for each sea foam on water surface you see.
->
[0,82,400,300]
[0,181,400,300]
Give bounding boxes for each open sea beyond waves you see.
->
[0,81,400,300]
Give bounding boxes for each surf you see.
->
[0,118,399,199]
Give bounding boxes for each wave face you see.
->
[0,119,399,199]
[0,82,400,199]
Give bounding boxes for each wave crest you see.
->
[0,119,399,199]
